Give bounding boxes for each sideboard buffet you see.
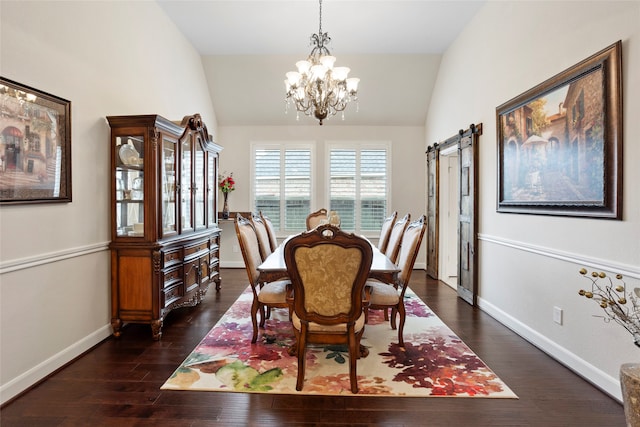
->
[107,114,222,339]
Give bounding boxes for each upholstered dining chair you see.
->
[377,211,398,253]
[250,212,273,260]
[259,211,278,252]
[284,224,373,393]
[235,214,291,343]
[384,213,411,264]
[366,215,426,347]
[305,208,328,230]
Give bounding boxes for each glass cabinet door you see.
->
[115,136,145,237]
[180,134,192,232]
[194,138,206,230]
[207,153,217,226]
[161,137,177,237]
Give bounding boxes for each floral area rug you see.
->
[161,286,517,398]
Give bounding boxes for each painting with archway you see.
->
[0,77,71,204]
[496,41,622,219]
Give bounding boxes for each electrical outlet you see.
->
[553,306,563,325]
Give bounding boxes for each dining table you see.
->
[257,234,400,285]
[257,233,399,359]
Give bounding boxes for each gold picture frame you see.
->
[496,41,622,219]
[0,77,71,205]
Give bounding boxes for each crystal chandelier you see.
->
[284,0,359,125]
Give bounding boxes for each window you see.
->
[252,143,313,232]
[252,141,390,235]
[328,142,390,234]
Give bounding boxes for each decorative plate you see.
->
[119,144,140,166]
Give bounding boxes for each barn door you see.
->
[425,145,439,279]
[457,124,481,305]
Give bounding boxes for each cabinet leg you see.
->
[151,320,163,340]
[215,278,222,291]
[111,319,122,337]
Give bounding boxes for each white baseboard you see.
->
[0,325,112,405]
[478,296,622,402]
[220,261,246,269]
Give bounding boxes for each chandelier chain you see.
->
[318,0,322,37]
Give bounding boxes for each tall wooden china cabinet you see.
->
[107,114,222,340]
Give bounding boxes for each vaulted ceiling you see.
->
[158,1,485,126]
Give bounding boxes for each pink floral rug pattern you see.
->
[162,287,517,398]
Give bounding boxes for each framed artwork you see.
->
[0,77,71,205]
[496,41,622,219]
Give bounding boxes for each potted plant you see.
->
[578,268,639,425]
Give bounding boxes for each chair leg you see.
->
[296,326,308,391]
[348,328,359,394]
[251,300,260,343]
[259,305,266,328]
[397,302,406,347]
[390,306,397,330]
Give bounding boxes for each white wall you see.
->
[0,1,217,404]
[216,125,427,268]
[425,0,640,401]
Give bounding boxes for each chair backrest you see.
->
[384,213,411,264]
[250,213,272,260]
[259,211,278,252]
[284,224,373,325]
[235,213,262,286]
[377,211,398,253]
[396,215,427,291]
[306,208,328,230]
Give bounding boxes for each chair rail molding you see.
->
[0,242,110,274]
[478,233,639,279]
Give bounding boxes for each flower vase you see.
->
[222,193,230,219]
[621,363,640,427]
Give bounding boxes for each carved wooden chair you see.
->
[377,211,398,253]
[259,211,279,252]
[384,213,411,264]
[284,224,373,393]
[305,208,328,230]
[367,215,426,347]
[235,214,290,343]
[250,212,273,261]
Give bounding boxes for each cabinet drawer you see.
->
[163,283,183,307]
[184,241,209,259]
[199,254,210,281]
[209,245,219,257]
[184,259,199,292]
[162,266,183,289]
[163,248,182,268]
[209,256,219,270]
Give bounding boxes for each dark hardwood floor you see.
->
[1,268,625,426]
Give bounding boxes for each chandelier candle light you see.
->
[284,0,359,125]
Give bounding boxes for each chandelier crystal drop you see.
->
[284,0,359,125]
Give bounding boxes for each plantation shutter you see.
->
[361,149,387,231]
[329,146,388,232]
[254,146,311,231]
[284,149,311,230]
[255,149,281,226]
